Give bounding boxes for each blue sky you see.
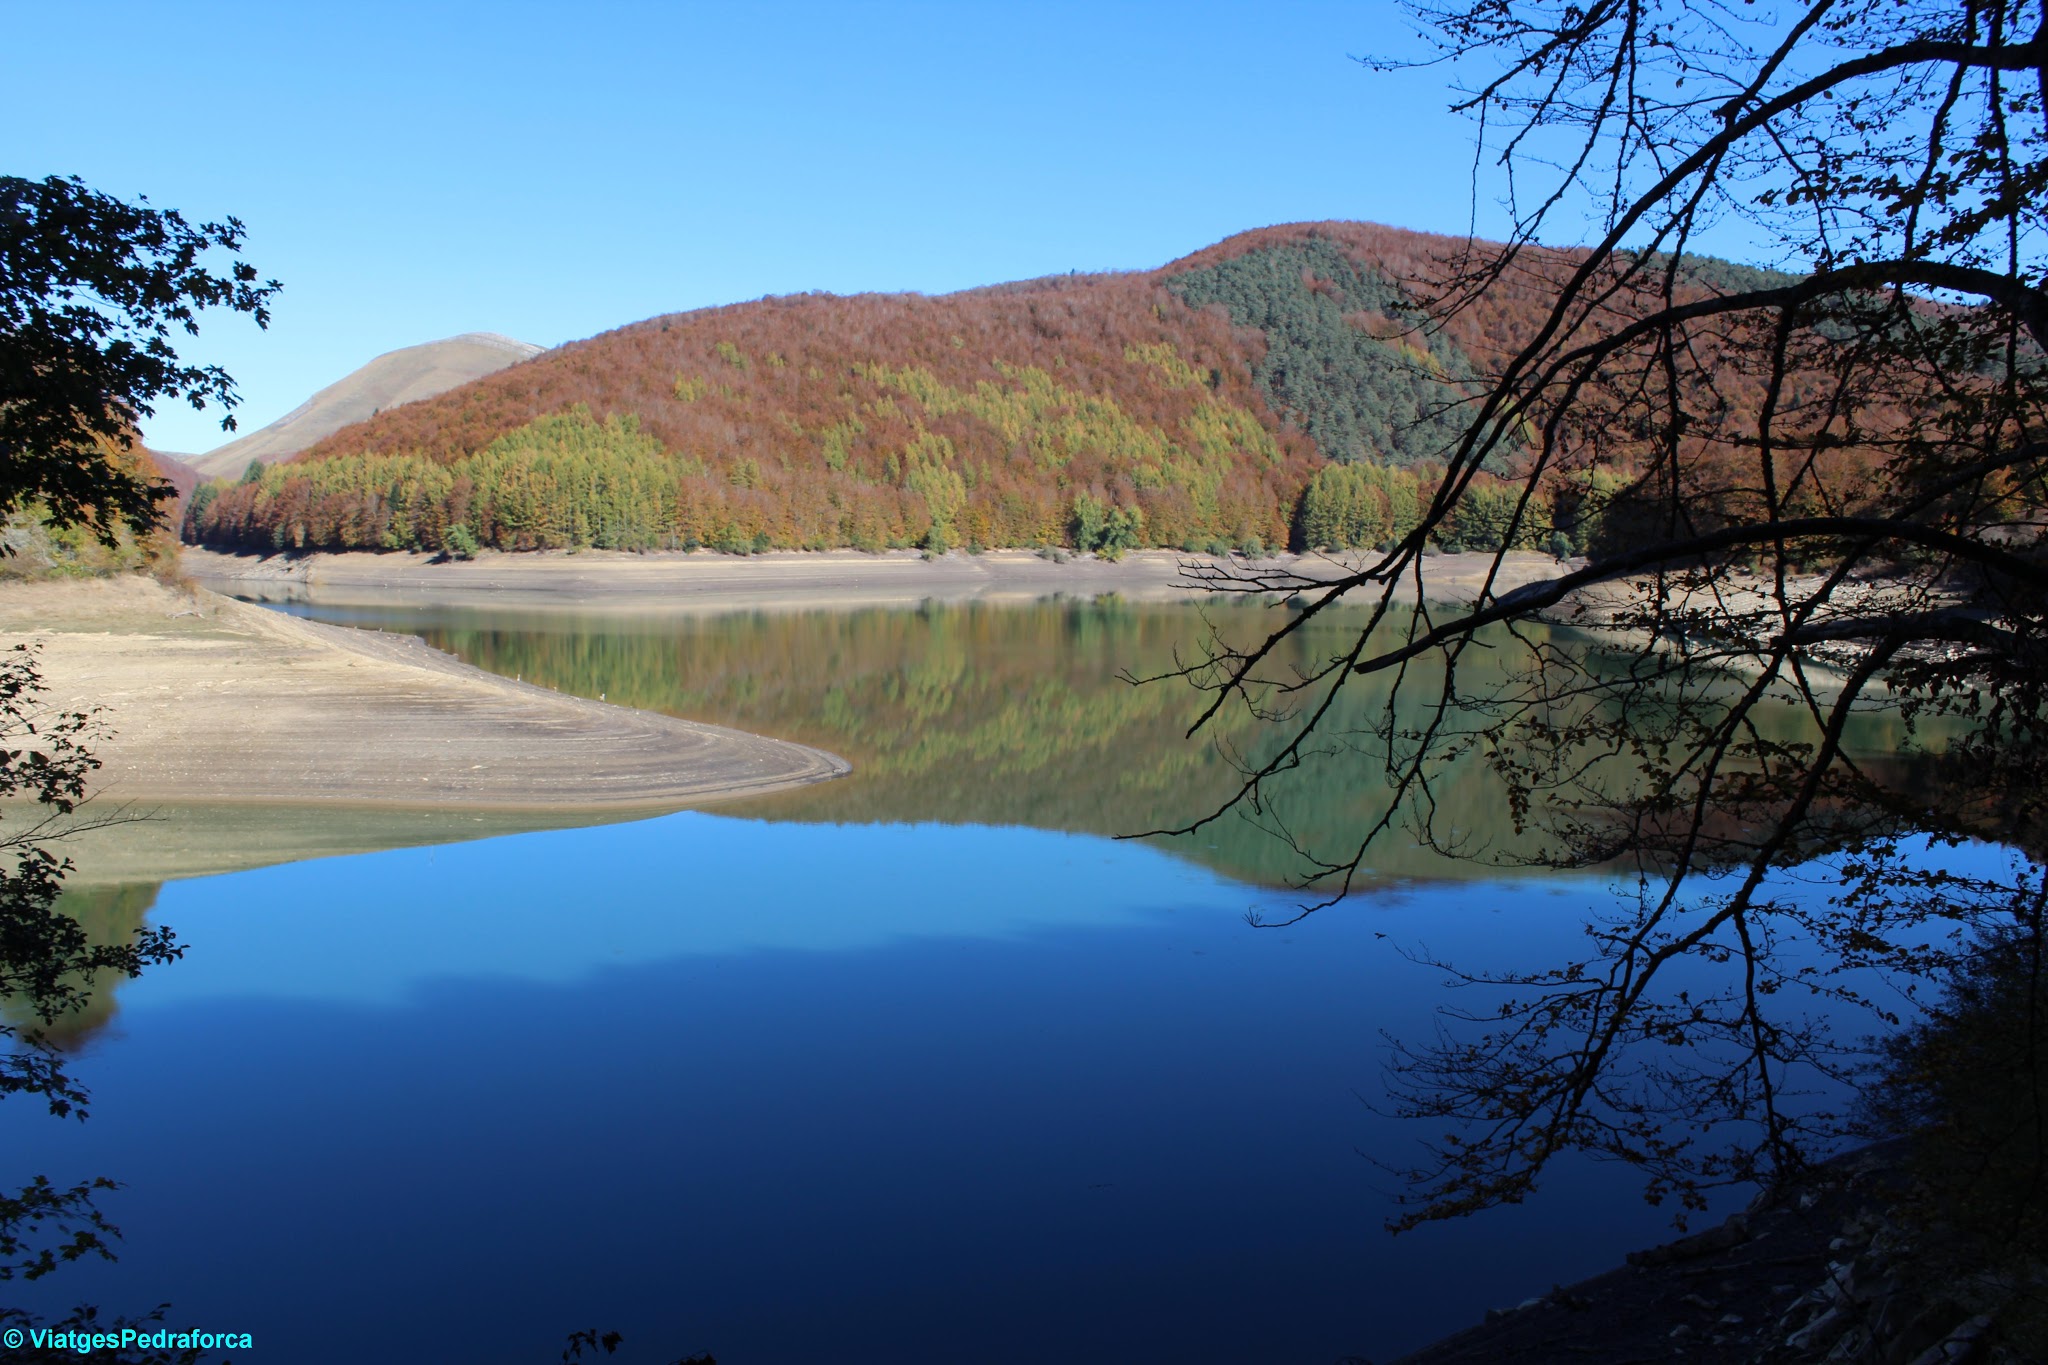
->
[13,2,1530,454]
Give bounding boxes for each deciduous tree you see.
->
[1152,0,2048,1245]
[1,174,278,543]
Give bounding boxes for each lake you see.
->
[7,593,1919,1363]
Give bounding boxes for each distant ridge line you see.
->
[448,332,546,358]
[254,335,543,435]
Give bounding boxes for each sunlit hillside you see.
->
[185,221,1803,560]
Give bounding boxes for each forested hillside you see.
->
[181,222,1719,559]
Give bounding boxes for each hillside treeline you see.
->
[189,401,1564,558]
[190,347,1316,556]
[184,221,1857,560]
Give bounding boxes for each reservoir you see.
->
[7,594,1925,1363]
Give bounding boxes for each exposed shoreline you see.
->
[0,574,848,817]
[179,544,1572,612]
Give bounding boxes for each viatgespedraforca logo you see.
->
[4,1326,254,1354]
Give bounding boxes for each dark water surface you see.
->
[8,596,1923,1363]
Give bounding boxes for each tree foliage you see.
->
[0,173,259,1342]
[0,175,277,544]
[187,217,1878,564]
[1164,235,1487,467]
[1,437,182,581]
[188,338,1314,555]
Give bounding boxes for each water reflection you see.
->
[50,802,633,889]
[9,811,1690,1365]
[9,595,1952,1362]
[266,595,1937,886]
[42,596,1945,1044]
[112,815,1231,1011]
[14,882,164,1044]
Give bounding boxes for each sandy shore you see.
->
[179,545,1572,612]
[0,575,847,814]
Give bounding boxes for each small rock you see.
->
[1546,1286,1592,1311]
[1788,1305,1846,1351]
[1903,1313,1994,1365]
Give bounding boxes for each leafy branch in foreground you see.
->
[2,167,270,1360]
[1,173,278,544]
[0,643,181,1279]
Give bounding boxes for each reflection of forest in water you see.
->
[29,803,644,1043]
[24,882,157,1044]
[31,596,1948,1046]
[285,596,1942,887]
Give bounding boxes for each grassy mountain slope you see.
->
[187,332,544,481]
[181,223,1651,557]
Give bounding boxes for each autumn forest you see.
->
[179,221,1823,561]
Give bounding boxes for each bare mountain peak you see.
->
[441,332,545,358]
[188,332,545,481]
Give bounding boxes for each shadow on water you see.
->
[5,815,1719,1365]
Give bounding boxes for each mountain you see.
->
[146,449,200,502]
[186,332,544,482]
[182,223,1625,558]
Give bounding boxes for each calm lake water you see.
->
[8,595,1926,1363]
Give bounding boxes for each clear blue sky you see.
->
[11,1,1534,454]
